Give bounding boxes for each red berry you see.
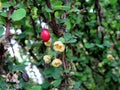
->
[41,28,50,42]
[112,45,115,49]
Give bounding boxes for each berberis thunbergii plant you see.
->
[0,0,120,90]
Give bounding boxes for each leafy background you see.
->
[0,0,120,90]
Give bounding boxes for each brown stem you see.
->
[5,0,16,63]
[26,6,38,39]
[62,50,69,89]
[0,0,14,74]
[62,51,66,71]
[45,0,64,36]
[30,15,37,38]
[29,49,38,61]
[5,20,11,39]
[5,6,14,39]
[95,0,102,25]
[95,0,104,44]
[0,43,6,74]
[32,0,47,23]
[19,26,39,62]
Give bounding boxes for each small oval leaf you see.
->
[11,8,26,21]
[0,25,4,36]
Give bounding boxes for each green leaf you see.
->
[0,17,6,25]
[74,72,82,77]
[85,43,95,49]
[73,81,82,89]
[96,44,104,48]
[2,2,12,8]
[81,76,87,81]
[109,0,117,4]
[0,77,6,90]
[64,33,72,41]
[52,79,62,87]
[58,37,65,43]
[64,33,77,43]
[11,8,26,21]
[66,19,71,30]
[0,12,7,17]
[41,81,50,89]
[53,5,70,10]
[45,6,53,12]
[104,41,111,48]
[52,67,62,79]
[68,38,77,43]
[44,67,54,78]
[50,0,62,5]
[30,85,42,90]
[11,64,26,71]
[0,25,4,37]
[68,8,79,13]
[66,48,73,58]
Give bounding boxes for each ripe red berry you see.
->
[112,45,115,49]
[41,28,50,42]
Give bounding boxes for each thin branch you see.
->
[45,0,51,8]
[17,26,39,62]
[5,6,14,39]
[61,50,68,89]
[30,15,37,38]
[5,0,13,39]
[95,0,104,44]
[27,7,38,39]
[32,0,46,23]
[5,0,16,63]
[95,0,102,26]
[29,49,38,61]
[45,0,65,36]
[62,51,66,70]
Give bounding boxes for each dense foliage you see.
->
[0,0,120,90]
